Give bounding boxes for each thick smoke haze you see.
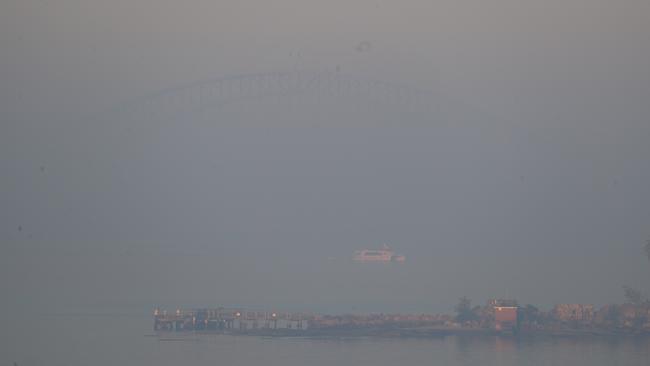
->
[2,0,649,317]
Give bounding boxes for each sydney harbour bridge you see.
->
[107,70,447,122]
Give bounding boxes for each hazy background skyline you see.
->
[2,0,650,315]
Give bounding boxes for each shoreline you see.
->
[155,326,650,340]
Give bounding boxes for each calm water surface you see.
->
[3,312,650,366]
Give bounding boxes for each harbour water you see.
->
[3,311,650,366]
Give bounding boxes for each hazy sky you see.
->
[2,0,649,315]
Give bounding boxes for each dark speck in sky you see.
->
[356,41,372,52]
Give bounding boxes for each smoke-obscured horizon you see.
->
[2,0,649,316]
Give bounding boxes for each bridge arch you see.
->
[110,70,436,121]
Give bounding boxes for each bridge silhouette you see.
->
[109,70,440,121]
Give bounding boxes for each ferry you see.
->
[353,244,405,263]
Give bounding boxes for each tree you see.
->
[519,304,542,324]
[623,286,644,304]
[604,304,622,327]
[455,296,478,323]
[621,240,650,304]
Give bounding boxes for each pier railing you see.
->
[153,307,315,332]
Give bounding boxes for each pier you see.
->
[153,307,457,336]
[153,308,313,332]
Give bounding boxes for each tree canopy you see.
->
[623,286,644,304]
[455,296,478,323]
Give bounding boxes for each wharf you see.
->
[152,307,482,338]
[154,308,312,332]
